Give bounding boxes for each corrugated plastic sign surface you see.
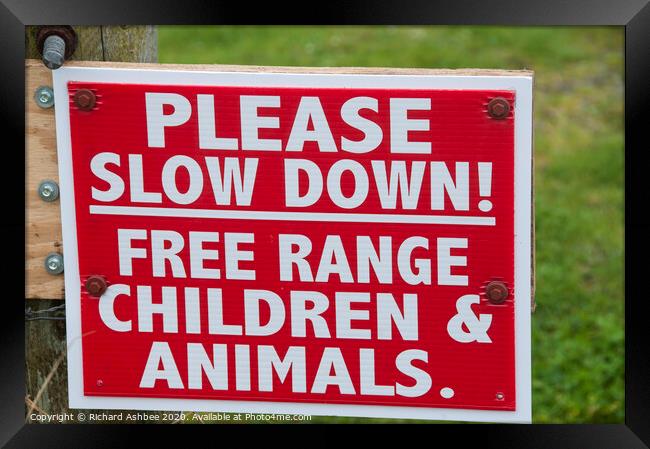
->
[54,67,532,422]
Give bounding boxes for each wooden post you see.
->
[25,26,157,62]
[25,26,157,422]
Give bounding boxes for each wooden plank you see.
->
[27,58,533,76]
[25,58,533,300]
[26,61,64,299]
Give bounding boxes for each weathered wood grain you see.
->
[25,61,64,300]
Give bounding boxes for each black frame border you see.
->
[1,1,648,447]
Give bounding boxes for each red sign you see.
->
[54,67,532,422]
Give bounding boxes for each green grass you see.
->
[158,26,624,424]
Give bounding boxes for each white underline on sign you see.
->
[89,205,496,226]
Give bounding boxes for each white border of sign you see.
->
[53,66,533,423]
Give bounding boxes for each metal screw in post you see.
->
[44,252,64,275]
[34,86,54,109]
[36,26,78,70]
[42,34,66,70]
[38,180,59,202]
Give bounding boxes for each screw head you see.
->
[38,180,59,202]
[73,89,96,111]
[485,281,509,304]
[34,86,54,109]
[85,275,108,297]
[487,97,511,119]
[96,379,104,387]
[44,252,64,275]
[496,392,505,401]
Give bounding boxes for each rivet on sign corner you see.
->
[96,379,103,387]
[44,252,64,275]
[85,275,108,297]
[496,392,505,401]
[73,89,97,111]
[38,180,59,202]
[485,280,509,305]
[487,97,511,120]
[34,86,54,109]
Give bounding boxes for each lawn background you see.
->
[158,26,624,424]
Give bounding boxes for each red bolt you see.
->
[85,275,107,297]
[485,281,509,304]
[96,379,103,387]
[73,89,96,111]
[487,97,511,119]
